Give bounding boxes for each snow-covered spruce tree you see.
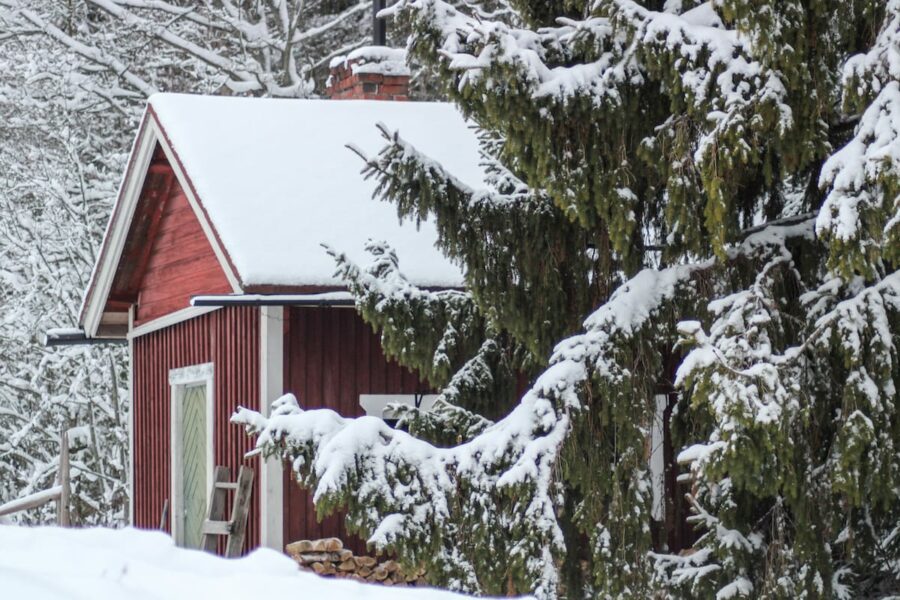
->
[231,0,896,597]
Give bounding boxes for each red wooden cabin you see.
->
[70,55,486,554]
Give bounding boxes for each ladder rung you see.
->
[202,520,232,535]
[215,482,239,490]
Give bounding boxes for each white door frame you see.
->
[169,362,215,546]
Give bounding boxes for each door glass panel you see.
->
[181,384,207,549]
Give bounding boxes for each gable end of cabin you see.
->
[99,139,434,557]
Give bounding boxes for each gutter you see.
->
[191,292,356,307]
[45,329,127,347]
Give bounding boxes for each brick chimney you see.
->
[326,46,410,101]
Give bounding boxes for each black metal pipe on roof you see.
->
[44,331,127,347]
[373,0,387,45]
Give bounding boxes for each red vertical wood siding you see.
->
[132,307,260,553]
[282,306,427,549]
[134,177,232,326]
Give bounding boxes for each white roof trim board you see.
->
[80,93,485,336]
[80,115,243,337]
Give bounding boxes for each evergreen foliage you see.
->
[233,0,899,597]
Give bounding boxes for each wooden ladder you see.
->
[201,465,254,557]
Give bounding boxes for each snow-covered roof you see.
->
[149,93,481,289]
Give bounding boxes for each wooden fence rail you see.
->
[0,428,71,525]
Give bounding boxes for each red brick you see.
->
[380,84,407,95]
[327,59,409,101]
[382,76,411,86]
[355,73,385,84]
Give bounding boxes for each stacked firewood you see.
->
[285,538,426,586]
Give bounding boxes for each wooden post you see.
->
[224,467,254,558]
[57,428,70,527]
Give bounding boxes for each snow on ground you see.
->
[0,526,518,600]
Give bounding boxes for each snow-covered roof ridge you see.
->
[147,93,484,289]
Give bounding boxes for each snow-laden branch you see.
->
[291,1,370,45]
[669,211,899,595]
[815,1,900,279]
[2,0,376,103]
[355,123,604,360]
[385,0,796,258]
[0,1,157,97]
[85,0,293,97]
[842,0,900,102]
[818,79,900,277]
[388,0,790,147]
[610,0,792,162]
[234,255,709,597]
[386,0,628,103]
[95,0,226,29]
[327,241,508,444]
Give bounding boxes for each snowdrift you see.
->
[0,525,524,600]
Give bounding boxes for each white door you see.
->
[180,383,208,549]
[169,362,214,548]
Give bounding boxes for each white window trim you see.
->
[169,362,215,546]
[359,394,439,420]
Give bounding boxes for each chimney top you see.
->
[326,46,410,101]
